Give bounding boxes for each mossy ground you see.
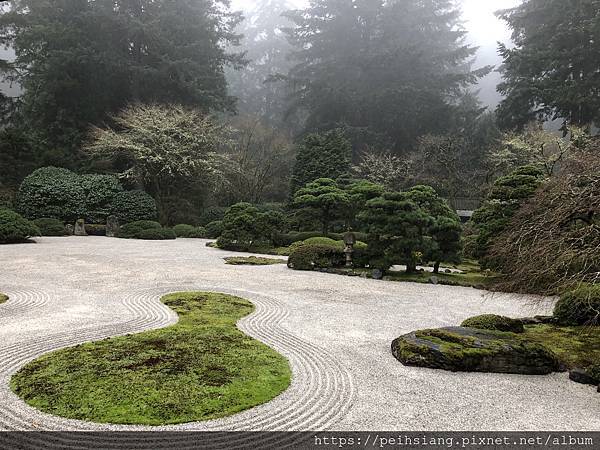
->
[11,292,291,426]
[523,324,600,370]
[0,293,8,304]
[384,270,497,289]
[224,256,287,266]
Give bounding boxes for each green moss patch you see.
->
[462,314,525,333]
[224,256,287,266]
[0,293,8,304]
[11,292,291,426]
[392,327,561,375]
[523,324,600,371]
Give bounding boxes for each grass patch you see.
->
[524,324,600,370]
[11,292,291,426]
[224,256,287,266]
[0,293,8,304]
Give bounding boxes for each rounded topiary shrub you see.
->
[205,220,224,239]
[198,207,227,226]
[81,174,123,224]
[0,209,40,244]
[554,285,600,326]
[33,218,67,237]
[17,167,85,222]
[110,191,158,224]
[287,244,345,271]
[136,228,176,241]
[118,221,162,239]
[173,224,207,238]
[461,314,525,333]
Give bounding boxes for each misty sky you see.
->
[231,0,522,107]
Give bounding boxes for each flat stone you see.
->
[569,368,598,386]
[392,326,561,375]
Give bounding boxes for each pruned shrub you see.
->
[553,285,600,326]
[17,167,85,222]
[0,209,40,244]
[217,203,284,251]
[272,231,323,247]
[110,190,158,224]
[81,174,123,224]
[287,244,345,271]
[136,228,176,241]
[461,314,525,333]
[173,224,207,238]
[118,221,162,239]
[205,220,224,239]
[33,218,67,237]
[198,207,227,226]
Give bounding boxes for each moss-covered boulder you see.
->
[461,314,525,333]
[392,327,561,375]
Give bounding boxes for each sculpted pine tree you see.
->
[359,192,435,274]
[403,186,462,274]
[293,178,351,235]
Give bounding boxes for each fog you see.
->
[232,0,521,107]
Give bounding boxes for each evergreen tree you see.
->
[470,165,547,264]
[293,178,350,235]
[285,0,489,152]
[290,129,352,195]
[359,191,435,273]
[403,185,462,273]
[0,0,244,162]
[496,0,600,130]
[226,0,296,128]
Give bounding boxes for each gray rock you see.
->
[372,269,384,280]
[74,219,87,236]
[429,276,439,285]
[65,224,74,235]
[106,215,120,238]
[519,315,556,325]
[569,368,598,386]
[392,326,561,375]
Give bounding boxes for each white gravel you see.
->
[0,237,598,432]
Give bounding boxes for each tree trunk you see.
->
[433,261,440,274]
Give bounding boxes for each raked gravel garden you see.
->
[1,236,599,432]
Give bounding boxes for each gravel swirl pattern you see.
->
[0,285,355,448]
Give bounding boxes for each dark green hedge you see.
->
[33,218,67,237]
[110,191,158,224]
[0,209,40,244]
[118,221,174,240]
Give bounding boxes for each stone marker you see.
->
[106,215,120,238]
[74,219,87,236]
[343,230,356,267]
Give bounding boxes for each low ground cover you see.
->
[224,256,287,266]
[11,292,291,425]
[0,293,8,304]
